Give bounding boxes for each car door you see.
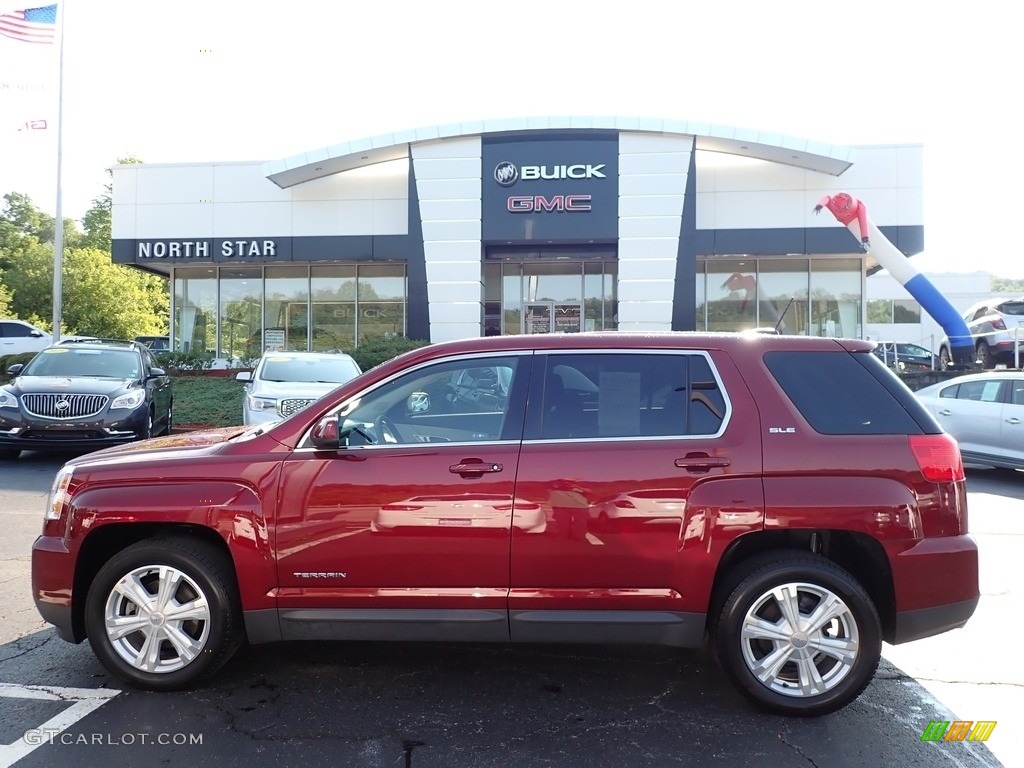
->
[274,352,532,641]
[998,379,1024,464]
[930,378,1007,459]
[142,349,172,427]
[508,349,763,645]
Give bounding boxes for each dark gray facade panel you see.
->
[481,135,619,242]
[293,236,371,262]
[672,142,698,331]
[404,156,430,341]
[695,225,924,257]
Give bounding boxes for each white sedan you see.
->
[914,371,1024,470]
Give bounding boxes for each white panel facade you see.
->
[617,132,693,332]
[136,204,214,238]
[212,164,292,203]
[412,137,483,344]
[213,203,293,237]
[135,165,214,205]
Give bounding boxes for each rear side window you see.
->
[538,352,727,440]
[764,350,928,435]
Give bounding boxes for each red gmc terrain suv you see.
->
[31,333,979,716]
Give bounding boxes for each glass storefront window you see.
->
[263,266,310,354]
[695,261,706,331]
[502,266,522,335]
[219,268,262,360]
[705,259,757,331]
[894,299,921,324]
[173,267,217,355]
[757,258,809,334]
[810,258,862,337]
[310,265,357,351]
[357,264,406,343]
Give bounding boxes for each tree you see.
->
[81,155,143,251]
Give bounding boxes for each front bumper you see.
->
[0,404,148,452]
[886,534,979,644]
[31,535,80,643]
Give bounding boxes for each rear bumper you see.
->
[886,534,979,644]
[893,597,979,644]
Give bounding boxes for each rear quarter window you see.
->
[764,350,936,435]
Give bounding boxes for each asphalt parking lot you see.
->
[1,452,1019,768]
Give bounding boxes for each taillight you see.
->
[992,318,1007,330]
[909,434,965,482]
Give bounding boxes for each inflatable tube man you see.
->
[814,193,975,368]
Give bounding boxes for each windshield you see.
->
[22,348,140,378]
[258,355,360,384]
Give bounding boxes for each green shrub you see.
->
[345,336,430,371]
[171,375,246,427]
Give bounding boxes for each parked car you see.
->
[914,370,1024,470]
[0,319,51,356]
[237,350,361,425]
[0,340,172,459]
[31,333,978,717]
[871,341,938,371]
[134,335,177,352]
[938,297,1024,369]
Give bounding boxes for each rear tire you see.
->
[84,537,244,691]
[978,342,995,369]
[713,551,881,716]
[938,347,951,370]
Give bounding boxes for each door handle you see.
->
[938,409,952,416]
[675,454,731,472]
[449,459,503,476]
[1007,417,1021,425]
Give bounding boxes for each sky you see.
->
[1,0,1021,277]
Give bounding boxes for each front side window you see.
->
[538,353,727,440]
[330,356,523,446]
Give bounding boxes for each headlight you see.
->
[110,390,146,409]
[247,394,278,411]
[0,389,16,409]
[45,466,74,521]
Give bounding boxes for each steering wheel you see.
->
[373,415,403,445]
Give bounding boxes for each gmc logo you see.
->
[507,195,592,213]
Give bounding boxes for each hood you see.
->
[9,376,136,396]
[67,425,248,469]
[250,380,339,399]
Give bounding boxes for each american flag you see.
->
[0,5,57,44]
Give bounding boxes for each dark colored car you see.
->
[134,335,177,352]
[0,340,172,459]
[871,341,938,371]
[31,333,978,716]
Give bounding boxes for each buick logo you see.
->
[494,161,518,187]
[55,399,70,411]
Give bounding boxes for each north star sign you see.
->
[136,239,282,259]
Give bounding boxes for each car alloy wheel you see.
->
[85,537,243,690]
[713,551,881,716]
[738,582,858,697]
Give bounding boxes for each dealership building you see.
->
[110,116,924,357]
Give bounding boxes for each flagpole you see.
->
[51,0,65,343]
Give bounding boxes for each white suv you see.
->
[0,320,51,357]
[939,297,1024,369]
[237,351,362,425]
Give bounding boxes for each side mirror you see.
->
[6,364,23,377]
[236,371,253,382]
[310,415,340,449]
[28,330,44,338]
[407,392,430,414]
[149,367,167,377]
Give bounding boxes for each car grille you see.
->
[279,398,316,418]
[22,393,108,419]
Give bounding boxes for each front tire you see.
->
[713,551,881,716]
[84,537,243,691]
